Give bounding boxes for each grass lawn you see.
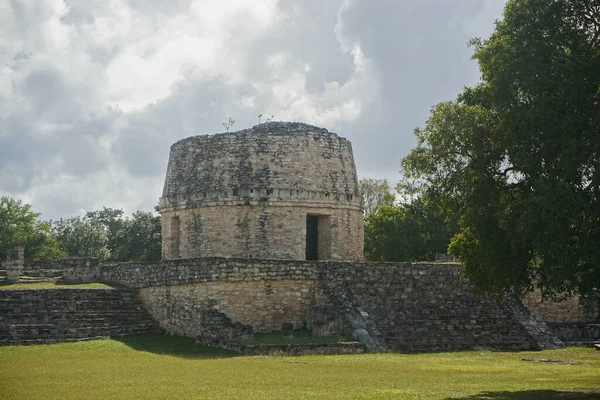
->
[0,278,114,290]
[0,336,599,400]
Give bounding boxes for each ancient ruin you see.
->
[159,122,363,261]
[1,122,597,353]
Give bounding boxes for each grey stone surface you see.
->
[503,298,564,350]
[217,341,365,356]
[3,247,24,281]
[0,289,162,345]
[158,122,364,261]
[547,322,600,341]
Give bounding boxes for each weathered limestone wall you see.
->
[4,252,568,351]
[0,289,161,345]
[139,280,315,336]
[159,122,363,261]
[161,206,363,261]
[93,258,558,351]
[2,246,24,281]
[523,289,583,322]
[523,289,599,323]
[25,258,99,278]
[318,263,541,352]
[100,257,316,287]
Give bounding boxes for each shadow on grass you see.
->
[445,389,600,400]
[113,335,238,359]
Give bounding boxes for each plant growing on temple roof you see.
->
[222,117,235,132]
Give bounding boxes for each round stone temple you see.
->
[159,122,364,261]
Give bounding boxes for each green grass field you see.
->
[0,278,114,290]
[1,336,599,399]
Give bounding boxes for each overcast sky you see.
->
[0,0,507,220]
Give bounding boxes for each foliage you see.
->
[52,216,111,260]
[402,0,600,297]
[258,114,275,124]
[1,339,599,399]
[0,196,65,260]
[222,117,235,132]
[115,211,162,262]
[364,196,455,262]
[52,208,161,262]
[359,178,395,216]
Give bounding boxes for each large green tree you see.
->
[403,0,600,297]
[114,211,162,262]
[364,195,455,262]
[52,216,111,260]
[52,208,162,262]
[0,197,65,260]
[360,178,395,216]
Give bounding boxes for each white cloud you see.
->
[0,0,507,220]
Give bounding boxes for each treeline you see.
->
[360,178,457,263]
[364,0,600,298]
[0,196,161,262]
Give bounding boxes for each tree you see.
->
[115,211,161,262]
[52,216,111,260]
[402,0,600,297]
[85,208,126,259]
[53,208,162,262]
[359,178,395,215]
[0,196,65,260]
[364,195,456,262]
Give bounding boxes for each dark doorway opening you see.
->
[306,215,319,260]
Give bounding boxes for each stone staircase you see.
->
[548,322,600,347]
[318,263,558,352]
[0,289,162,345]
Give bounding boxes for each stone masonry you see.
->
[56,257,564,351]
[0,122,582,351]
[159,122,364,261]
[2,246,24,281]
[0,289,162,345]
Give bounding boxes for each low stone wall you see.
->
[2,255,569,352]
[0,289,162,345]
[547,323,600,341]
[318,262,553,352]
[217,341,365,356]
[100,257,316,287]
[139,279,315,336]
[96,259,559,351]
[523,289,583,322]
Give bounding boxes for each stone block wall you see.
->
[100,257,316,287]
[159,122,364,261]
[2,246,24,281]
[139,280,315,336]
[0,289,162,345]
[161,205,363,261]
[3,253,570,351]
[0,256,100,279]
[91,258,558,351]
[318,262,538,352]
[523,289,599,323]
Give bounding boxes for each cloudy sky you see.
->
[0,0,507,220]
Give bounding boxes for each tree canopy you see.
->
[0,197,65,260]
[52,208,162,262]
[402,0,600,297]
[359,178,395,216]
[364,195,455,262]
[0,196,161,263]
